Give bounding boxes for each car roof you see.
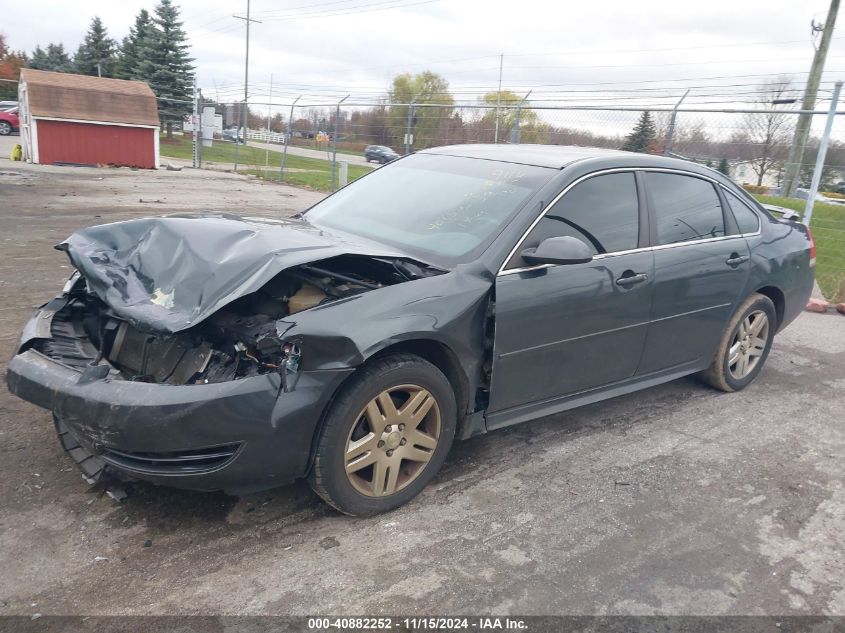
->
[418,143,716,173]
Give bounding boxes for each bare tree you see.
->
[742,77,796,186]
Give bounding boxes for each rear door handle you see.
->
[726,254,749,266]
[616,272,649,287]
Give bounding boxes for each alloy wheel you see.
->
[728,310,769,380]
[344,384,441,497]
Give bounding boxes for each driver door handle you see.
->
[616,272,649,287]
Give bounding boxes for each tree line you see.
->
[0,0,194,136]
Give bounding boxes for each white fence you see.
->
[245,129,287,144]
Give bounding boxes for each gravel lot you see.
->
[1,147,844,617]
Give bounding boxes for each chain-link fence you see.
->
[170,99,845,302]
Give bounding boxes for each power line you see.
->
[259,0,439,21]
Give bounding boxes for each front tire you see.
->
[0,121,11,136]
[308,354,456,516]
[699,293,777,392]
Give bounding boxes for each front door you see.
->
[487,171,653,422]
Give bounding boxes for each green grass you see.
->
[287,138,363,157]
[242,163,372,191]
[159,135,373,190]
[754,194,845,302]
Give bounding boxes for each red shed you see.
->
[18,69,160,169]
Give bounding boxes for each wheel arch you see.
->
[304,337,471,475]
[754,285,785,329]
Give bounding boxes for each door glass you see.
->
[724,189,761,234]
[647,173,725,245]
[511,172,639,267]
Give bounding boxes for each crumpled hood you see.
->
[57,215,408,333]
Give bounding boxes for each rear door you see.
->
[637,171,751,374]
[488,171,654,420]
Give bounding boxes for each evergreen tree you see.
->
[115,9,152,80]
[29,43,72,72]
[621,111,657,153]
[73,17,117,77]
[29,45,47,69]
[137,0,194,138]
[718,157,730,176]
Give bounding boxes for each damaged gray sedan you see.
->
[6,145,814,515]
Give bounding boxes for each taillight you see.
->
[808,228,816,268]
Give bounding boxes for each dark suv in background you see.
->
[364,145,400,164]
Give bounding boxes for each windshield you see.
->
[304,153,554,265]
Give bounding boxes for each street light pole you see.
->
[664,89,690,156]
[511,90,532,144]
[804,80,842,225]
[494,53,504,144]
[280,95,301,182]
[265,73,273,168]
[330,94,349,192]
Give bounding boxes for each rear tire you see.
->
[308,353,456,516]
[698,293,777,392]
[0,121,11,136]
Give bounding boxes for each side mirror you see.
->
[521,236,594,266]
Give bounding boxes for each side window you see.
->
[724,189,761,234]
[646,173,725,245]
[512,172,639,266]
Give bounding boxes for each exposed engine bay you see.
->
[31,255,441,386]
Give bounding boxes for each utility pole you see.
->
[494,53,504,144]
[233,0,261,172]
[782,0,840,197]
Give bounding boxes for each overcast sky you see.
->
[3,0,845,137]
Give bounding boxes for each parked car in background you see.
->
[792,187,845,205]
[222,128,244,143]
[0,107,19,135]
[365,145,400,164]
[0,100,18,111]
[6,145,815,516]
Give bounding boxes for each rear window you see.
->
[724,189,761,234]
[646,173,725,245]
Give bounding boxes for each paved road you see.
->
[0,155,843,617]
[247,139,372,167]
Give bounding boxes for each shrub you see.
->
[742,184,769,195]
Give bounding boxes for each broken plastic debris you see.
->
[106,486,128,502]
